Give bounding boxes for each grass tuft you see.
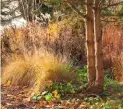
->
[2,53,78,93]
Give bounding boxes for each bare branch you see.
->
[66,2,86,19]
[63,0,89,6]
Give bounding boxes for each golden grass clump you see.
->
[1,19,85,93]
[2,52,78,93]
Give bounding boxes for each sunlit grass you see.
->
[2,53,78,93]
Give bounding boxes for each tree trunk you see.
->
[28,0,33,21]
[94,0,104,86]
[86,0,96,84]
[82,0,104,94]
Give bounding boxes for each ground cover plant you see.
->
[1,0,123,108]
[1,21,123,109]
[30,67,123,109]
[2,65,123,109]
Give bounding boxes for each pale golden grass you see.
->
[1,19,84,94]
[2,52,77,93]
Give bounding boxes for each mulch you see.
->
[1,86,88,109]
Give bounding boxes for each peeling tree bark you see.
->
[94,0,104,86]
[86,0,96,84]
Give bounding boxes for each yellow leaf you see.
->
[52,90,60,99]
[52,90,58,95]
[7,80,11,85]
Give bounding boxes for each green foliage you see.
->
[45,93,54,101]
[104,70,112,79]
[63,64,73,74]
[99,101,123,109]
[34,4,53,15]
[84,96,103,105]
[76,65,88,83]
[31,92,54,101]
[100,102,113,109]
[44,0,61,8]
[31,82,76,101]
[102,9,112,16]
[104,71,121,91]
[46,82,76,95]
[31,67,123,108]
[31,94,43,101]
[31,65,88,101]
[117,4,123,16]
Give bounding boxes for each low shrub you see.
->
[1,18,86,94]
[103,24,123,81]
[1,18,86,67]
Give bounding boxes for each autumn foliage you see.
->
[103,24,123,81]
[1,19,85,92]
[1,21,123,94]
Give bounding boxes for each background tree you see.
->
[1,0,123,94]
[64,0,123,94]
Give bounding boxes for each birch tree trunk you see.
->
[86,0,96,84]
